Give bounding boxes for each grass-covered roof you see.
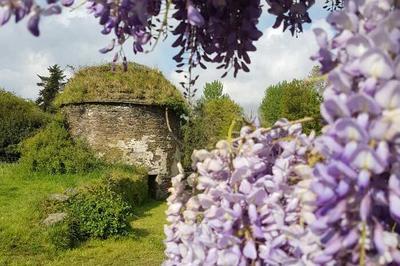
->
[55,63,187,113]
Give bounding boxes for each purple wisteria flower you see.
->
[311,0,400,264]
[86,0,161,55]
[186,2,204,27]
[164,120,325,265]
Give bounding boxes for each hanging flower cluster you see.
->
[171,0,263,79]
[88,0,162,55]
[311,0,400,264]
[164,120,325,265]
[266,0,315,36]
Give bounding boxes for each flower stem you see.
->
[359,222,366,266]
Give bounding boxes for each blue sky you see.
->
[0,1,331,114]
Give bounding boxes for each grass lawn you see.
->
[0,163,167,266]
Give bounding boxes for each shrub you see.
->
[47,218,80,250]
[20,117,99,174]
[259,79,323,134]
[183,83,243,167]
[104,164,148,207]
[0,89,49,161]
[42,165,147,248]
[69,182,133,239]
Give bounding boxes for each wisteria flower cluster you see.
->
[164,120,326,265]
[170,0,263,100]
[310,0,400,264]
[266,0,314,36]
[171,0,263,79]
[2,0,400,263]
[89,0,161,55]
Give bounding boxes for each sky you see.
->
[0,2,331,114]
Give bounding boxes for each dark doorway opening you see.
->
[148,175,157,199]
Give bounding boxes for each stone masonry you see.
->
[62,101,181,199]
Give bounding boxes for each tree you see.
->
[259,79,323,134]
[195,80,228,111]
[0,89,48,161]
[202,81,227,101]
[36,64,66,112]
[183,81,242,167]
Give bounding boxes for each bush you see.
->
[183,85,243,167]
[20,117,99,174]
[259,79,323,134]
[0,89,49,161]
[69,182,133,239]
[104,165,148,207]
[42,165,147,248]
[47,218,80,250]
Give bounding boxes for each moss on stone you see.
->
[54,63,188,114]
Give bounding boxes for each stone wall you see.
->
[62,101,181,198]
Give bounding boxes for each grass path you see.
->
[0,164,167,266]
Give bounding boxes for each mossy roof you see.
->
[54,63,188,113]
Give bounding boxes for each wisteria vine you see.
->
[164,0,400,265]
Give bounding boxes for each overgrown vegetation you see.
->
[37,164,148,249]
[0,89,49,162]
[259,79,323,134]
[47,216,81,251]
[183,81,243,167]
[0,89,156,260]
[54,63,188,114]
[0,163,165,265]
[20,117,100,174]
[104,165,149,207]
[68,183,133,240]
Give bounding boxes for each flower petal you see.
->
[27,14,40,37]
[359,49,394,79]
[187,3,204,27]
[243,240,257,259]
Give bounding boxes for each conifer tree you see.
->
[36,64,66,112]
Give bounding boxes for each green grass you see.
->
[49,201,166,266]
[0,163,167,266]
[54,63,188,114]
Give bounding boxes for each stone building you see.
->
[56,63,187,198]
